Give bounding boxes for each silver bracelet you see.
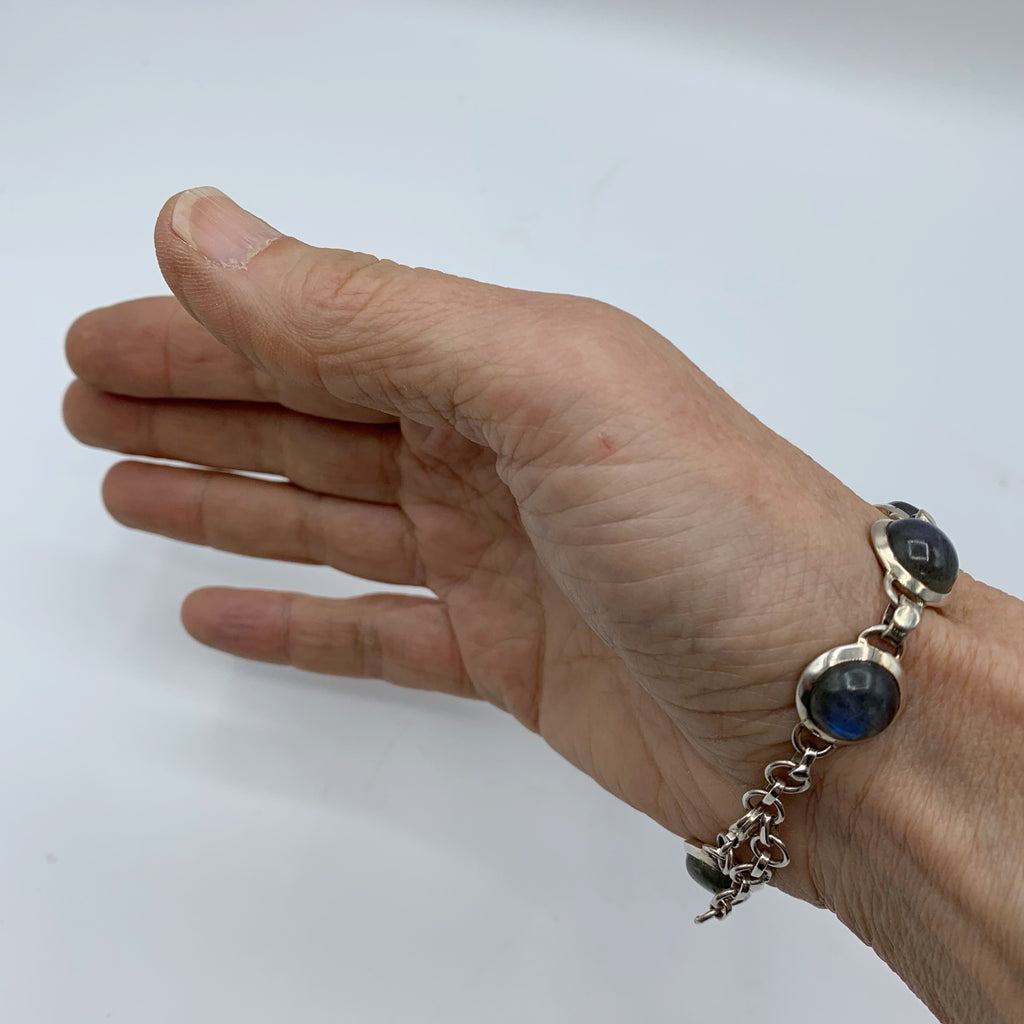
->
[685,501,959,924]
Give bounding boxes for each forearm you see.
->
[805,573,1024,1023]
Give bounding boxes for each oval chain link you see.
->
[696,726,833,921]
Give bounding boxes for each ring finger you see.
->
[103,460,423,585]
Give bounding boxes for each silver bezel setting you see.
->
[683,840,720,869]
[870,517,952,605]
[683,840,734,889]
[795,641,903,745]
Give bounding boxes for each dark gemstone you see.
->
[886,517,959,594]
[685,853,732,894]
[889,500,920,516]
[806,660,900,742]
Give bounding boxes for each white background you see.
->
[3,1,1023,1021]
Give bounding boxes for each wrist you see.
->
[804,572,1024,1024]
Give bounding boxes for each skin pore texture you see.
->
[63,188,1024,1023]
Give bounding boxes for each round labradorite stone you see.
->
[886,517,959,594]
[685,853,732,894]
[806,660,900,742]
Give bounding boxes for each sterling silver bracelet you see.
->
[685,501,959,924]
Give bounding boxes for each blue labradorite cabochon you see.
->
[685,853,732,894]
[888,500,920,516]
[806,660,900,742]
[886,517,959,594]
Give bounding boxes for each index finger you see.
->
[66,295,397,424]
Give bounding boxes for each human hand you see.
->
[59,185,939,897]
[63,188,1023,1021]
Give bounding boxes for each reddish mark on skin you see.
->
[598,431,617,455]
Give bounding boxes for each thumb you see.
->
[155,186,649,447]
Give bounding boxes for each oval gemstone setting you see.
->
[684,850,733,894]
[806,660,900,742]
[886,517,959,594]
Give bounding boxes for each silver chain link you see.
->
[694,723,835,922]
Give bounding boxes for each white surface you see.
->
[3,1,1023,1021]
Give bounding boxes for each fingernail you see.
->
[170,186,282,268]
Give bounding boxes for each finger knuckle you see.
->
[286,254,419,350]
